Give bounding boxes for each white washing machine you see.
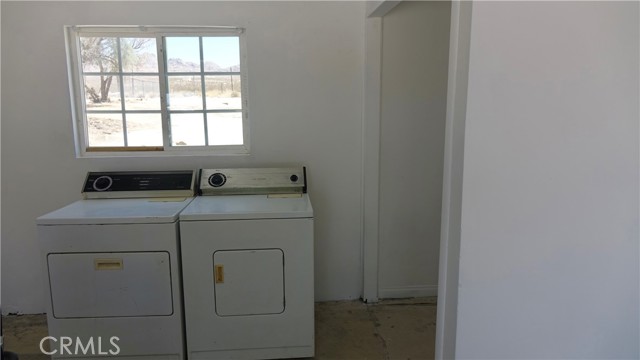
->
[37,170,195,360]
[180,167,314,360]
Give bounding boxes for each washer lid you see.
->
[179,194,313,221]
[36,197,194,225]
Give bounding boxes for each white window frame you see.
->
[64,25,250,157]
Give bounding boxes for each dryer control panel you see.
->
[82,170,196,199]
[199,167,306,195]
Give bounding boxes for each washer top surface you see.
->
[36,197,194,225]
[179,194,313,221]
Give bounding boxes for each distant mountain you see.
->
[167,58,240,73]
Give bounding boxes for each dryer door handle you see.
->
[214,264,224,283]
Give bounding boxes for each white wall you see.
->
[378,1,450,298]
[454,2,639,358]
[1,1,365,314]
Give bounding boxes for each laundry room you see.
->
[2,1,639,360]
[1,1,449,358]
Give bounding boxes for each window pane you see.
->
[202,37,240,72]
[80,37,119,73]
[123,76,161,110]
[170,113,205,146]
[121,38,158,73]
[83,76,121,111]
[205,75,242,110]
[207,112,243,145]
[165,37,201,72]
[87,113,124,147]
[126,114,163,146]
[167,76,203,110]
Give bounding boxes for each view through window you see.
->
[67,27,247,155]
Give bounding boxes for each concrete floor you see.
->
[2,297,436,360]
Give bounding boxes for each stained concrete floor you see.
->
[2,297,436,360]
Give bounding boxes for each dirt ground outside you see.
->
[86,96,243,147]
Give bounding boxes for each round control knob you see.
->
[290,174,299,182]
[93,175,113,192]
[208,173,227,187]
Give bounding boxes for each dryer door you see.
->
[213,249,285,316]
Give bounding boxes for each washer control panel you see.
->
[82,170,196,199]
[199,167,306,195]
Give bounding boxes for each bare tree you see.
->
[81,37,151,103]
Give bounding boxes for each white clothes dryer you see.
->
[179,167,314,360]
[37,170,195,360]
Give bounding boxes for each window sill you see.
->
[77,147,250,158]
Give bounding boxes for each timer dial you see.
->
[208,173,227,187]
[93,176,113,191]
